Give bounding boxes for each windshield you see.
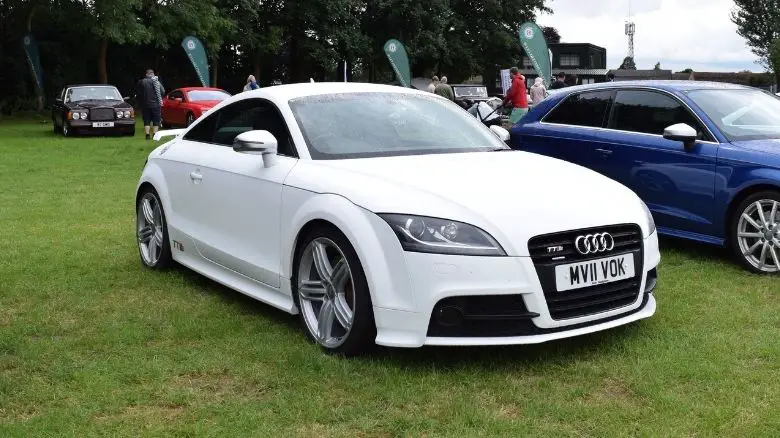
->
[687,88,780,141]
[66,86,122,103]
[188,90,230,102]
[289,92,507,159]
[454,86,488,99]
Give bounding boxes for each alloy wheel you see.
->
[297,238,356,348]
[136,193,165,267]
[737,199,780,273]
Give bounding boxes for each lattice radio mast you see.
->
[625,0,635,59]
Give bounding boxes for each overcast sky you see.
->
[536,0,761,72]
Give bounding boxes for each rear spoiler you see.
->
[153,129,186,141]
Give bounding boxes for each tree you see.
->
[542,26,561,43]
[654,62,661,70]
[731,0,780,84]
[619,56,636,70]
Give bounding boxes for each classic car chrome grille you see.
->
[89,108,115,121]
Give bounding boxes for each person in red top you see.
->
[502,67,529,124]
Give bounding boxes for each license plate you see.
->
[555,254,635,292]
[92,122,114,128]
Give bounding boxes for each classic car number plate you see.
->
[92,122,114,128]
[554,254,635,292]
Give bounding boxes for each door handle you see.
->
[189,171,203,182]
[595,148,613,155]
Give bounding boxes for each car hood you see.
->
[730,139,780,158]
[285,151,650,256]
[70,100,129,109]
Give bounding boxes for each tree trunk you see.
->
[211,57,218,87]
[775,70,780,93]
[253,53,261,80]
[98,38,108,84]
[27,5,43,113]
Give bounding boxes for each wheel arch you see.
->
[724,182,780,239]
[281,190,416,312]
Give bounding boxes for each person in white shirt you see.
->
[427,76,439,93]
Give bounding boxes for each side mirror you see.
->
[123,96,130,101]
[490,125,511,142]
[663,123,697,149]
[233,130,279,167]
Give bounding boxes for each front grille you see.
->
[528,224,644,320]
[89,108,115,121]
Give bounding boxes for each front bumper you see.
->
[69,119,135,132]
[372,231,660,348]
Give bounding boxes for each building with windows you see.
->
[519,43,609,86]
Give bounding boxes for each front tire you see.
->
[62,122,71,137]
[292,225,376,356]
[136,189,172,270]
[730,191,780,274]
[185,113,195,127]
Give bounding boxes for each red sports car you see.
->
[161,87,231,127]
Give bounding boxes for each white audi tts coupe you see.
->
[136,82,660,355]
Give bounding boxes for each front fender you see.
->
[280,186,417,312]
[135,154,174,228]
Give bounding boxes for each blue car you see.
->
[510,81,780,274]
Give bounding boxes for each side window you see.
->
[609,90,707,139]
[184,99,297,157]
[168,90,184,100]
[543,91,613,128]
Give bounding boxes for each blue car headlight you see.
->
[379,214,506,256]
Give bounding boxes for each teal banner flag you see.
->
[181,36,210,87]
[22,32,43,90]
[518,22,552,87]
[383,39,411,87]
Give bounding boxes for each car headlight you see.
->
[379,214,506,256]
[116,111,124,118]
[124,110,131,118]
[72,112,80,120]
[80,111,88,119]
[640,200,656,235]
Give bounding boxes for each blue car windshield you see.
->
[687,89,780,141]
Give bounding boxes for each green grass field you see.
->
[1,117,778,437]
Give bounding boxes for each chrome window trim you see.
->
[539,85,721,144]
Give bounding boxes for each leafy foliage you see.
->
[731,0,780,69]
[1,0,551,112]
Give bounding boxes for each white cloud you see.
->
[536,0,762,72]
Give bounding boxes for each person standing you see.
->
[434,76,454,101]
[564,74,578,87]
[136,69,164,140]
[502,67,529,124]
[550,72,566,90]
[427,76,439,93]
[529,77,548,105]
[243,75,259,91]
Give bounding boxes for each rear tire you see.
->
[292,225,376,356]
[136,188,173,270]
[729,191,780,274]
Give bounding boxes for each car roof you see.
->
[242,82,429,101]
[177,87,228,92]
[65,84,119,88]
[554,80,752,94]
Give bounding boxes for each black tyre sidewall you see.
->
[292,225,376,356]
[186,113,194,127]
[137,188,173,270]
[729,190,780,274]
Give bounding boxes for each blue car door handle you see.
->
[595,148,613,156]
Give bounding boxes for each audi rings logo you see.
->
[574,233,615,255]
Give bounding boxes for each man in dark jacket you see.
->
[549,72,566,90]
[136,69,165,140]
